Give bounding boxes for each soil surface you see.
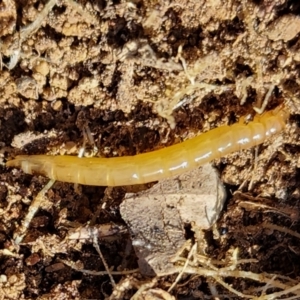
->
[1,0,300,299]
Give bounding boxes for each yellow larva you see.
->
[7,105,289,186]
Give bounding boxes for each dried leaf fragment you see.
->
[120,164,226,275]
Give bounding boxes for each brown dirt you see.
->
[1,0,300,299]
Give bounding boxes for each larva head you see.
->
[278,107,290,124]
[264,107,290,137]
[272,105,290,124]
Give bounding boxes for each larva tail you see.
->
[6,155,45,176]
[6,156,28,168]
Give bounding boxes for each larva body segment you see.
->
[7,106,289,186]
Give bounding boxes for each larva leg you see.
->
[237,113,252,125]
[14,179,55,245]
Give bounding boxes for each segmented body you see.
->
[7,106,289,186]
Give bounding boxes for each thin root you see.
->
[14,179,55,245]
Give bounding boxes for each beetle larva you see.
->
[7,105,289,186]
